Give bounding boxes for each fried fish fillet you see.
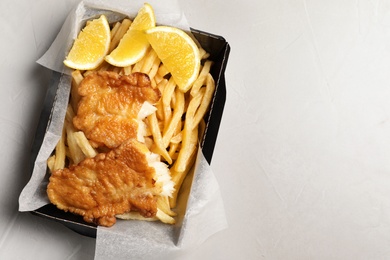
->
[73,71,160,149]
[47,139,161,227]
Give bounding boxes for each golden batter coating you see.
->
[73,71,160,149]
[47,139,160,227]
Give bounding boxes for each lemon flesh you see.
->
[64,15,110,70]
[146,26,201,92]
[105,3,156,67]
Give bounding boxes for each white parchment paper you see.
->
[18,0,227,259]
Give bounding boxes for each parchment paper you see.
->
[18,0,227,259]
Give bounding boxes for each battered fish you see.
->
[47,139,160,227]
[73,71,160,149]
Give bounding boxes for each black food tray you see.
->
[29,28,230,238]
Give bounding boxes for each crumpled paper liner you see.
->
[18,0,227,259]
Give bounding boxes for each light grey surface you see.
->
[2,0,390,259]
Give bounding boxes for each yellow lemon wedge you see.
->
[105,3,156,67]
[145,26,201,92]
[63,15,110,70]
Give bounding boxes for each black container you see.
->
[29,28,230,238]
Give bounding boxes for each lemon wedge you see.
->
[64,15,110,70]
[146,26,201,92]
[105,3,156,67]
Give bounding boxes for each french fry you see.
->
[199,47,210,60]
[140,48,159,75]
[199,47,207,60]
[170,88,177,108]
[168,121,182,159]
[155,79,168,120]
[153,73,164,86]
[169,129,198,208]
[162,88,184,148]
[147,112,172,164]
[148,55,161,82]
[162,77,176,130]
[53,127,66,171]
[63,105,84,165]
[131,51,146,73]
[170,132,182,144]
[73,131,97,158]
[65,103,75,123]
[157,64,169,78]
[70,70,83,112]
[192,73,215,127]
[157,196,177,217]
[65,122,85,165]
[108,19,132,53]
[157,78,168,94]
[190,60,212,97]
[47,155,56,172]
[96,61,111,72]
[71,70,84,85]
[123,65,132,75]
[109,21,121,40]
[155,208,175,224]
[198,119,206,142]
[174,89,204,172]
